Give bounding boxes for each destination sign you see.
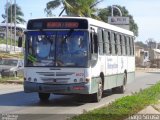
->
[47,22,79,28]
[27,18,88,30]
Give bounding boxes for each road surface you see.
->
[0,70,160,120]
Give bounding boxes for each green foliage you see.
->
[2,3,26,23]
[71,82,160,120]
[45,0,102,18]
[135,41,147,49]
[98,5,138,36]
[45,2,138,36]
[0,77,23,84]
[0,50,24,59]
[0,37,18,46]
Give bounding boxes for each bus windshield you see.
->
[26,31,88,67]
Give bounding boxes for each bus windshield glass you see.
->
[26,31,88,67]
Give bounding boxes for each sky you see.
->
[0,0,160,43]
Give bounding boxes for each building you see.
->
[0,23,26,40]
[135,45,149,67]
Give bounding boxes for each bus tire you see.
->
[119,74,127,93]
[38,93,50,102]
[112,73,127,94]
[92,79,103,102]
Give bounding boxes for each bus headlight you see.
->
[85,77,90,83]
[28,77,31,81]
[74,79,77,82]
[34,78,37,82]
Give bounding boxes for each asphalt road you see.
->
[0,70,160,120]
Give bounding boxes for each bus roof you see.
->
[28,17,134,36]
[86,17,134,36]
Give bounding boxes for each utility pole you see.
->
[6,0,9,52]
[14,0,16,51]
[10,0,12,52]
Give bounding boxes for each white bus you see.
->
[20,17,135,102]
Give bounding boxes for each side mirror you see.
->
[18,37,22,47]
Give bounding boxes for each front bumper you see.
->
[24,81,90,94]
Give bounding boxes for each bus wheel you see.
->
[92,80,103,102]
[38,93,50,102]
[119,74,127,93]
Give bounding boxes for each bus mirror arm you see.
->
[18,37,23,47]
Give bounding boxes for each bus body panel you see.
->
[24,81,90,94]
[24,67,93,94]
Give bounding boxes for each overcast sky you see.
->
[0,0,160,43]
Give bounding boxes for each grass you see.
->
[0,52,24,59]
[0,37,18,46]
[0,76,23,84]
[71,82,160,120]
[0,37,24,59]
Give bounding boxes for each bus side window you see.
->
[111,32,115,55]
[97,28,103,55]
[129,37,132,55]
[90,32,94,54]
[108,31,112,55]
[132,37,134,56]
[122,35,125,56]
[117,34,121,55]
[132,37,135,55]
[114,33,118,55]
[119,35,122,55]
[94,33,98,53]
[126,36,130,55]
[124,36,128,55]
[90,29,98,54]
[103,30,108,54]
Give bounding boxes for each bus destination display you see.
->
[47,22,79,28]
[27,19,88,30]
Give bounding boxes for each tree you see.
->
[135,41,147,49]
[97,5,138,36]
[45,0,102,18]
[2,3,26,24]
[146,38,157,49]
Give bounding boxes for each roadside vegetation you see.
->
[0,76,23,84]
[0,52,24,59]
[0,52,23,59]
[0,38,24,59]
[0,37,18,45]
[72,82,160,120]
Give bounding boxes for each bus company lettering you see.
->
[76,73,84,76]
[107,58,118,69]
[107,63,118,69]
